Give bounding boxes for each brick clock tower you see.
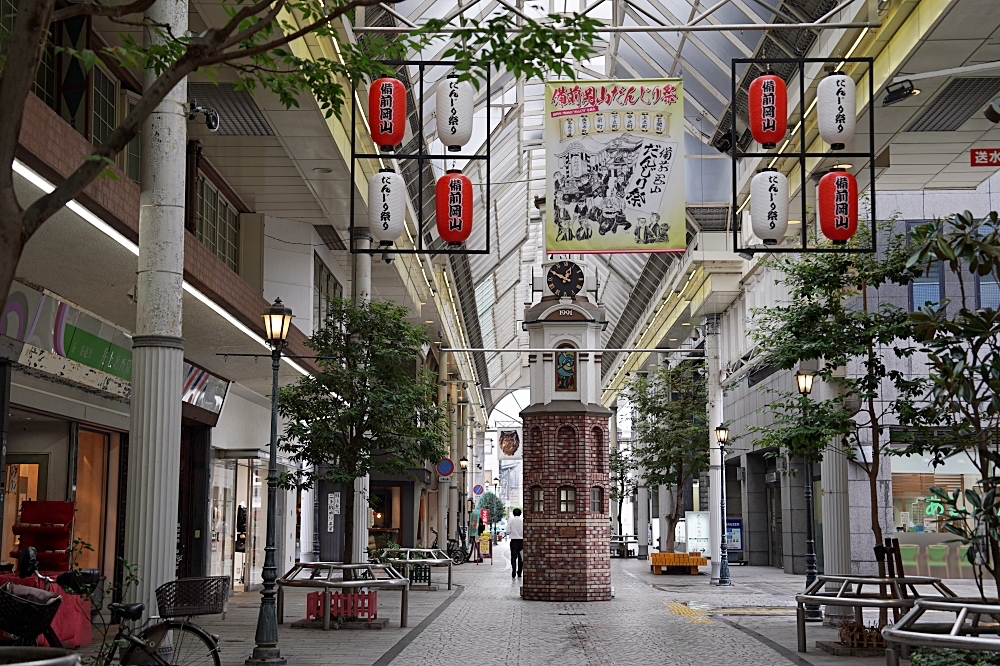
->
[520,260,612,602]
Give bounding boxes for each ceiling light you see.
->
[681,322,691,326]
[882,80,920,106]
[986,98,1000,123]
[835,163,853,170]
[669,338,677,341]
[313,167,333,173]
[424,320,434,324]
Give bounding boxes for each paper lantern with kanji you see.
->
[436,76,474,152]
[368,169,406,245]
[748,73,787,148]
[368,78,406,150]
[436,170,473,245]
[750,168,788,245]
[818,169,858,244]
[817,72,856,150]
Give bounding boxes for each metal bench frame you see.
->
[383,548,453,590]
[276,562,410,630]
[882,598,1000,666]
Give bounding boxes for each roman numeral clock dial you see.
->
[546,261,585,298]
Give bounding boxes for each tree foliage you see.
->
[277,297,448,563]
[476,491,505,527]
[899,210,1000,598]
[749,221,919,576]
[625,361,708,550]
[0,0,601,310]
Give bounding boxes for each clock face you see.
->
[546,261,585,298]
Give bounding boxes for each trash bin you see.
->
[0,647,79,665]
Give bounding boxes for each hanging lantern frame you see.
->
[349,59,491,256]
[730,57,876,256]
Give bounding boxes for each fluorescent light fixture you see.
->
[13,159,308,377]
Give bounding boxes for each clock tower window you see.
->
[555,344,577,391]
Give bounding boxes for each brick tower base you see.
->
[520,405,611,602]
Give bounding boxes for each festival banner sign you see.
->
[544,80,686,254]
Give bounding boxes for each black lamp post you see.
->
[715,425,732,587]
[247,298,292,666]
[459,457,469,535]
[795,370,822,623]
[492,480,500,542]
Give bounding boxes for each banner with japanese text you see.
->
[544,80,686,253]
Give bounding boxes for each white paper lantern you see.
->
[750,169,788,245]
[817,73,856,150]
[436,76,474,152]
[368,169,406,245]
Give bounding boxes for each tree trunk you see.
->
[661,484,680,552]
[616,484,624,538]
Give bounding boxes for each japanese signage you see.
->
[378,80,396,137]
[970,148,1000,167]
[833,175,852,230]
[544,80,686,253]
[726,518,743,552]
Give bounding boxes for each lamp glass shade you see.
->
[369,169,406,244]
[436,77,474,151]
[795,370,815,396]
[459,457,469,469]
[263,298,293,344]
[715,426,729,445]
[436,170,473,244]
[817,73,856,150]
[750,169,788,245]
[368,78,406,149]
[747,74,787,148]
[818,169,858,243]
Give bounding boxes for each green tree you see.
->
[278,297,448,565]
[476,491,506,529]
[0,0,600,310]
[900,210,1000,599]
[626,362,708,551]
[609,444,636,537]
[750,222,919,580]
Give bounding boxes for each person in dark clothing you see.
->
[508,508,523,578]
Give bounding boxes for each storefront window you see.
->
[211,459,237,581]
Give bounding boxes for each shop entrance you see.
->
[767,482,783,568]
[215,452,269,592]
[2,455,47,563]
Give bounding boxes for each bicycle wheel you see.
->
[120,620,220,666]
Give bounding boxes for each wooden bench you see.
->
[650,552,708,575]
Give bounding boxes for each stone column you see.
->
[448,383,459,540]
[705,314,723,583]
[352,228,371,563]
[124,0,187,618]
[637,471,649,558]
[822,366,853,623]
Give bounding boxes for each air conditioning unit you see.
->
[775,457,788,473]
[735,467,745,481]
[765,471,779,484]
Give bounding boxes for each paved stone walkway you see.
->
[119,542,981,665]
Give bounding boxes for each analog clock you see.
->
[546,261,585,298]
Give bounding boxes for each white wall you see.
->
[263,216,349,336]
[6,421,70,501]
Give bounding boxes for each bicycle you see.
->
[430,529,469,565]
[97,577,226,666]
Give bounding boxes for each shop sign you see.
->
[685,511,711,554]
[970,148,1000,166]
[327,492,340,533]
[480,508,490,525]
[726,517,743,552]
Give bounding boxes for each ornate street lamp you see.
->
[247,298,292,666]
[715,426,732,587]
[796,369,822,623]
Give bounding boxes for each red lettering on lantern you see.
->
[436,171,473,244]
[818,169,858,243]
[747,74,787,149]
[368,78,406,149]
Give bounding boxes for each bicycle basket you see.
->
[0,583,62,645]
[155,577,228,617]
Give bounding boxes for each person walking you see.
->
[508,508,524,578]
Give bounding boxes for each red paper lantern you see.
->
[748,73,787,149]
[368,78,406,150]
[818,168,858,244]
[436,170,473,245]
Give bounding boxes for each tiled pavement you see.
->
[95,543,984,665]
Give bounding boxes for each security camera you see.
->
[986,98,1000,124]
[188,101,221,132]
[382,249,395,265]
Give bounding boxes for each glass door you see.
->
[2,456,47,566]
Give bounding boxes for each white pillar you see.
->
[706,314,723,584]
[124,0,187,618]
[352,228,371,562]
[822,366,853,623]
[437,353,449,547]
[448,383,458,540]
[637,470,649,558]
